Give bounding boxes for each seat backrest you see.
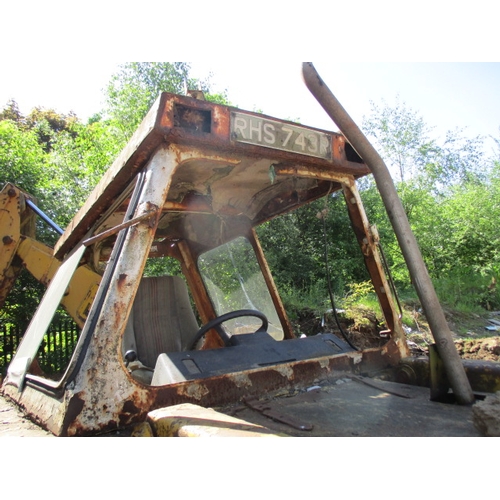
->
[122,276,199,368]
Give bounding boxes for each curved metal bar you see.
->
[302,62,474,405]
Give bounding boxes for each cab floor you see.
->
[220,377,482,437]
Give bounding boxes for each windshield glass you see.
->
[198,237,284,340]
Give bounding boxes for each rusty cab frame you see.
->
[2,92,409,436]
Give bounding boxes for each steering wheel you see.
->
[189,309,268,350]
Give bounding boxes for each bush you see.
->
[433,271,500,313]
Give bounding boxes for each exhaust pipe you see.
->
[302,62,475,405]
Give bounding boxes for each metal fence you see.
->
[0,320,80,376]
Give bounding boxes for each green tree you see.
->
[0,119,46,197]
[42,118,123,230]
[362,97,487,191]
[0,99,23,123]
[105,62,229,140]
[362,97,436,183]
[25,107,78,152]
[438,164,500,275]
[360,98,498,310]
[257,192,366,312]
[0,115,51,327]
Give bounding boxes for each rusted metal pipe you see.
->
[302,62,475,405]
[82,209,159,247]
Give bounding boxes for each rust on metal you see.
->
[3,87,495,437]
[24,338,401,436]
[351,375,412,398]
[54,93,370,259]
[0,184,31,309]
[243,396,313,431]
[82,209,159,247]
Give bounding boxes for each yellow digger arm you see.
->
[0,183,101,327]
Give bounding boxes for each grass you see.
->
[282,276,498,347]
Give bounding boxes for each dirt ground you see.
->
[402,307,500,361]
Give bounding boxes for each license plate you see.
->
[231,111,332,160]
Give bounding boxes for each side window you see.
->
[6,244,100,387]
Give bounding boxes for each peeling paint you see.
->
[348,352,363,364]
[318,358,331,370]
[177,382,209,400]
[231,372,253,388]
[275,364,294,380]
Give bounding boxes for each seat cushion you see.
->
[131,276,199,367]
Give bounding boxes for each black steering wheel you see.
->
[189,309,268,350]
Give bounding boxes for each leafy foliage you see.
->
[361,99,498,309]
[362,97,435,183]
[1,64,499,330]
[105,62,191,139]
[257,193,368,311]
[0,119,46,195]
[362,97,488,192]
[104,62,230,140]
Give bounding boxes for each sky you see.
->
[1,0,498,149]
[1,61,499,156]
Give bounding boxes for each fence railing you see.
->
[0,320,80,376]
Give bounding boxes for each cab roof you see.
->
[54,92,369,259]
